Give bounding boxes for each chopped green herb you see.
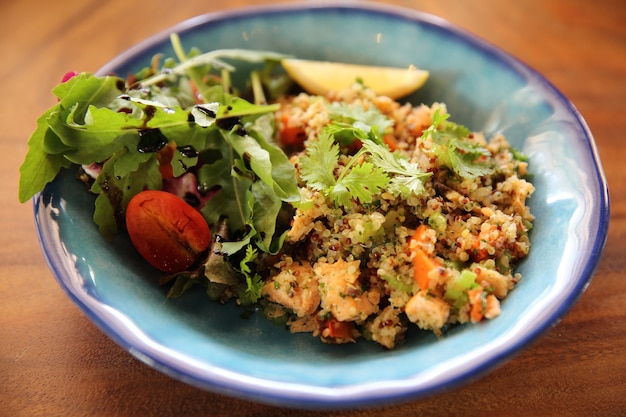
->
[422,109,495,178]
[299,122,430,206]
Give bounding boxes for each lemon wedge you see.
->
[281,58,429,99]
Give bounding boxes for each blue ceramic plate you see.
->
[34,2,609,409]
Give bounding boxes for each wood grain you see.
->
[1,0,624,416]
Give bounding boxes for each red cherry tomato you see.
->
[125,190,211,273]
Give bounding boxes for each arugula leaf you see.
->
[198,139,251,234]
[19,107,72,202]
[166,273,201,299]
[55,73,125,123]
[249,180,284,253]
[237,245,264,305]
[144,33,290,103]
[211,155,289,256]
[223,131,276,194]
[49,104,140,164]
[247,114,299,202]
[91,147,162,239]
[218,97,281,119]
[18,74,125,203]
[422,109,495,178]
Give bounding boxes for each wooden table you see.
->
[2,0,624,415]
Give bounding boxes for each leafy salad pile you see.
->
[19,34,502,305]
[20,35,298,255]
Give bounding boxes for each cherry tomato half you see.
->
[125,190,211,273]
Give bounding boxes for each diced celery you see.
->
[428,212,447,235]
[444,269,477,301]
[380,274,413,294]
[458,269,477,288]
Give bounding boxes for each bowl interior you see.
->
[35,4,609,408]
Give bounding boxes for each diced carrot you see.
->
[279,113,307,147]
[412,248,439,291]
[410,224,440,291]
[321,317,355,340]
[384,134,399,151]
[467,287,484,322]
[410,123,427,138]
[469,239,489,262]
[411,224,431,244]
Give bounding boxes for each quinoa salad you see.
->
[19,38,534,349]
[262,85,534,348]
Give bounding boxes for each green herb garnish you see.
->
[422,109,495,178]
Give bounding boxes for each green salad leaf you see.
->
[19,74,125,203]
[18,40,299,255]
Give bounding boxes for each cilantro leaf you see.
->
[330,161,389,206]
[299,121,432,206]
[360,140,431,198]
[322,122,370,146]
[439,139,494,178]
[328,102,393,143]
[423,109,495,178]
[299,130,339,190]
